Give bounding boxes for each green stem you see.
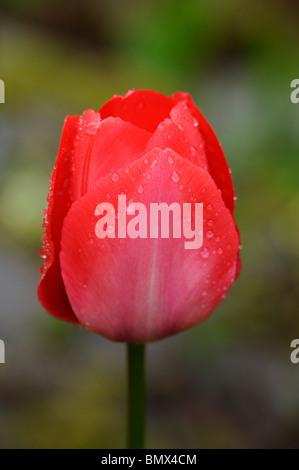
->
[127,343,146,449]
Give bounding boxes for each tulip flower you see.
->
[38,90,241,448]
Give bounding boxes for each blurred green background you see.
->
[0,0,298,449]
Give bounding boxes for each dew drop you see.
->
[111,172,119,182]
[83,284,87,289]
[206,230,214,239]
[217,247,223,254]
[171,170,180,182]
[207,203,213,211]
[207,219,214,227]
[201,289,207,297]
[193,117,199,127]
[226,243,232,250]
[215,236,220,242]
[201,187,206,193]
[190,146,197,158]
[137,185,144,194]
[200,247,210,259]
[168,155,174,164]
[178,124,184,131]
[146,174,151,180]
[106,193,110,199]
[89,238,94,245]
[234,195,238,201]
[179,184,184,190]
[144,158,148,164]
[150,160,157,169]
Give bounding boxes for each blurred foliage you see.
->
[0,0,298,449]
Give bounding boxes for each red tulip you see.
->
[38,90,241,343]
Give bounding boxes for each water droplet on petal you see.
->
[201,289,207,297]
[190,146,197,158]
[207,219,214,227]
[171,171,180,182]
[234,195,238,201]
[89,238,94,245]
[168,155,174,164]
[179,184,184,190]
[144,158,148,164]
[217,247,223,254]
[150,160,157,169]
[207,230,214,238]
[215,236,220,242]
[178,124,184,131]
[146,174,151,180]
[207,203,213,211]
[201,187,206,193]
[111,172,119,182]
[226,243,232,250]
[193,117,199,127]
[200,247,210,259]
[137,185,144,194]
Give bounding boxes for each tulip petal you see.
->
[38,112,151,322]
[99,89,174,133]
[170,92,235,214]
[73,112,152,197]
[146,102,208,170]
[38,115,80,323]
[60,147,239,342]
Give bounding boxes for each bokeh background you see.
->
[0,0,298,449]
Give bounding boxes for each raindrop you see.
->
[144,158,149,164]
[201,187,206,193]
[226,243,232,250]
[168,155,174,164]
[234,195,238,201]
[111,172,119,182]
[89,238,94,245]
[207,203,213,211]
[201,290,207,297]
[178,124,184,131]
[207,219,214,227]
[150,160,157,169]
[190,146,197,158]
[215,236,220,242]
[171,171,180,182]
[217,247,223,255]
[179,184,184,190]
[137,185,144,194]
[206,230,214,239]
[193,117,199,127]
[200,247,210,259]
